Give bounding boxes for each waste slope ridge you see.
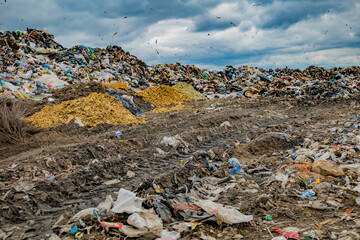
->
[172,82,206,100]
[136,85,193,107]
[25,93,145,127]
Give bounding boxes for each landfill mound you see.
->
[172,82,206,100]
[136,85,193,107]
[0,29,149,100]
[1,29,360,102]
[24,93,145,127]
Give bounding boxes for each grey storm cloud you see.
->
[0,0,359,70]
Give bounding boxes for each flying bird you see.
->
[124,16,128,19]
[155,39,157,44]
[230,21,236,26]
[113,32,118,37]
[156,50,159,54]
[253,4,261,6]
[104,11,107,14]
[216,16,221,19]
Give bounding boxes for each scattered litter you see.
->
[196,200,253,224]
[111,188,144,214]
[301,189,316,199]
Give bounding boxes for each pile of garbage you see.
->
[0,29,149,100]
[287,115,360,183]
[1,29,359,101]
[147,64,360,99]
[51,137,257,239]
[25,93,145,127]
[52,184,253,240]
[49,115,360,239]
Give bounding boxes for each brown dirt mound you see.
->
[50,82,154,112]
[246,132,299,155]
[229,132,302,165]
[50,82,108,102]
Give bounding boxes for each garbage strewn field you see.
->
[0,29,360,240]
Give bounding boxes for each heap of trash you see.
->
[1,29,359,102]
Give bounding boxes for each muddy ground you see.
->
[1,93,360,239]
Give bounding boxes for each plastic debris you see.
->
[196,200,253,224]
[99,222,123,229]
[115,130,123,138]
[70,226,78,234]
[301,189,316,199]
[111,188,144,214]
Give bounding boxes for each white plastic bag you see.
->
[159,230,181,240]
[162,136,177,147]
[111,188,144,214]
[127,210,163,236]
[196,200,253,224]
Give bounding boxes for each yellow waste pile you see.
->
[136,85,193,107]
[172,82,206,100]
[103,82,129,90]
[25,93,145,127]
[149,104,188,113]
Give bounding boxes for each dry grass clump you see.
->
[0,99,30,143]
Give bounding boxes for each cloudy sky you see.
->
[0,0,359,70]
